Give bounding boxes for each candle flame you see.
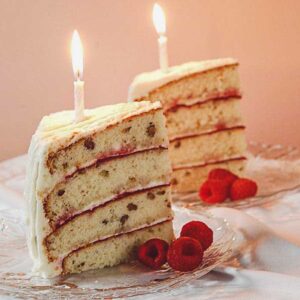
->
[71,30,83,80]
[152,3,166,35]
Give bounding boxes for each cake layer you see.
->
[44,148,171,229]
[130,62,240,111]
[172,158,246,193]
[169,126,246,168]
[129,58,238,102]
[47,108,167,179]
[62,220,174,275]
[166,98,243,140]
[45,185,172,261]
[37,102,167,196]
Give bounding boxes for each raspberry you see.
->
[199,179,229,204]
[230,178,258,201]
[180,221,213,251]
[137,238,169,269]
[208,168,238,186]
[167,237,203,272]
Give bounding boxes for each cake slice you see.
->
[25,101,174,278]
[129,58,247,193]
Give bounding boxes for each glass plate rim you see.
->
[0,206,236,299]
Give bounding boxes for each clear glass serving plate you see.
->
[0,206,235,299]
[173,142,300,209]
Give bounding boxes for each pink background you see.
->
[0,0,300,161]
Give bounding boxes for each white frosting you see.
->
[128,58,238,101]
[35,101,162,197]
[37,101,161,146]
[25,101,165,278]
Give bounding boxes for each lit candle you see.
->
[152,3,168,72]
[71,30,85,122]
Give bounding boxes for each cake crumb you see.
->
[146,123,156,137]
[122,126,132,133]
[174,141,181,148]
[84,138,95,150]
[57,189,65,196]
[157,190,166,195]
[147,192,155,200]
[100,170,109,177]
[171,178,178,185]
[127,203,138,211]
[120,215,129,225]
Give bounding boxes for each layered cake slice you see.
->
[129,58,247,193]
[25,101,174,278]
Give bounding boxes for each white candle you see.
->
[152,3,169,72]
[71,30,85,122]
[74,79,84,122]
[158,35,168,71]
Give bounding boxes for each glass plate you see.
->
[0,206,234,299]
[173,142,300,209]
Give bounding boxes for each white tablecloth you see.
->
[0,155,300,300]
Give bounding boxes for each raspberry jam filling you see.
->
[170,125,245,143]
[166,88,241,112]
[65,146,166,180]
[51,183,170,230]
[173,157,247,171]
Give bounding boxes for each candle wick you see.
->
[76,70,81,81]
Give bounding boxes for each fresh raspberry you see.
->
[167,237,203,272]
[199,179,229,204]
[230,178,258,201]
[208,168,238,186]
[137,238,169,269]
[180,221,213,251]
